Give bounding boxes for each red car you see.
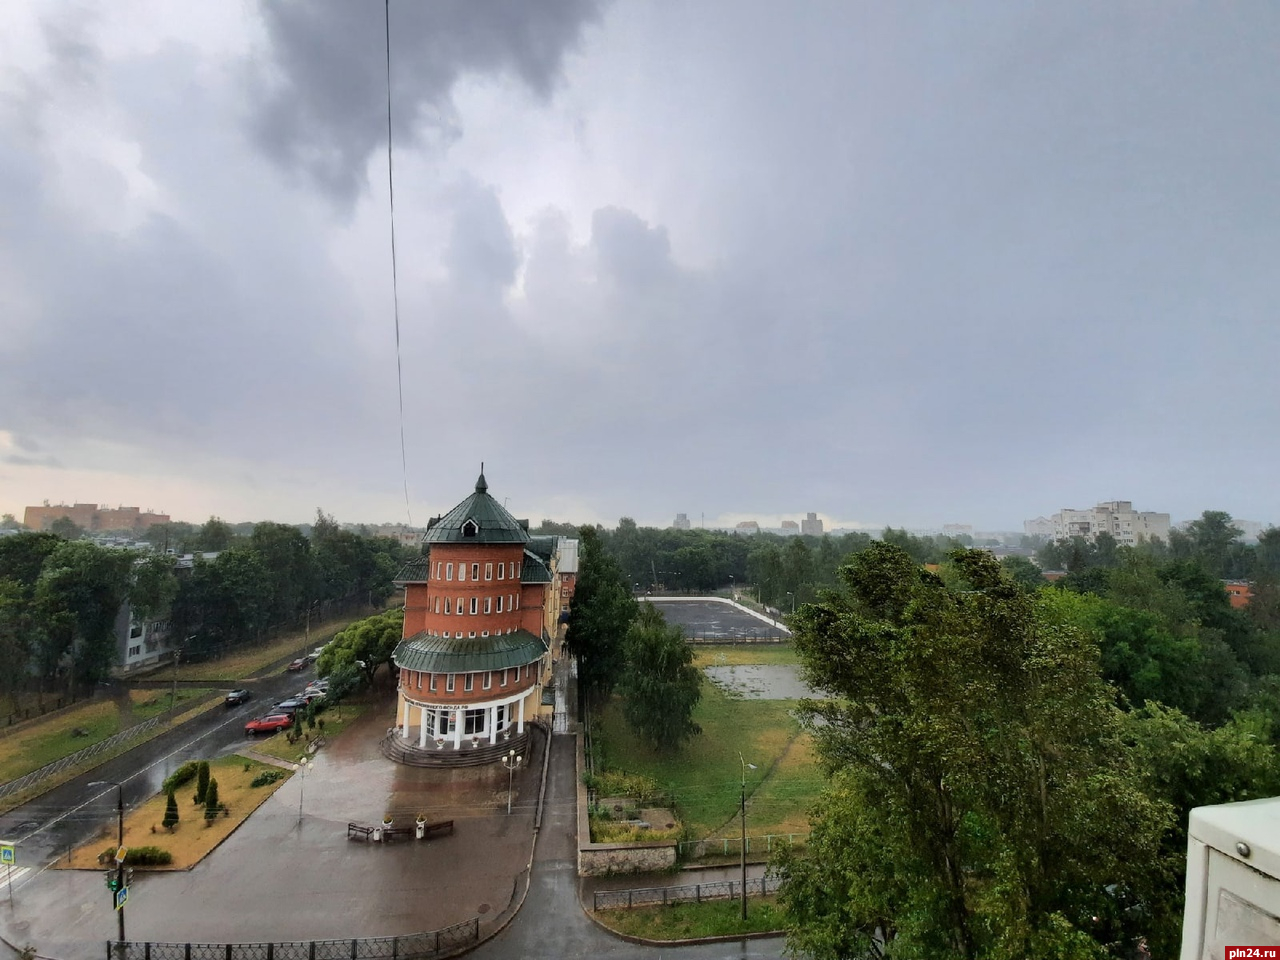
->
[287,658,307,672]
[245,714,293,736]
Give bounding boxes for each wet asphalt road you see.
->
[0,667,317,879]
[644,600,790,641]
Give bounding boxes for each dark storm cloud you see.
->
[249,0,602,203]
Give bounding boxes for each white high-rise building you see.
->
[801,512,824,536]
[1050,501,1170,546]
[672,513,692,530]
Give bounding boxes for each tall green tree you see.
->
[618,604,701,752]
[34,541,135,686]
[162,789,179,831]
[565,526,637,710]
[192,517,234,552]
[778,544,1167,960]
[316,608,403,683]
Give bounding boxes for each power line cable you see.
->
[384,0,412,525]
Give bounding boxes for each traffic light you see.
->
[104,871,119,892]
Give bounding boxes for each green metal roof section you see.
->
[423,469,531,545]
[520,549,552,584]
[393,628,546,674]
[394,557,431,584]
[526,536,557,563]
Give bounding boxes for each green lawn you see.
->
[250,703,370,762]
[130,688,216,719]
[595,679,821,837]
[595,895,786,940]
[691,644,800,668]
[0,700,121,783]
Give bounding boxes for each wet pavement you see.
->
[644,600,790,641]
[701,665,811,700]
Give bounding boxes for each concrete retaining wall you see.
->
[576,730,678,877]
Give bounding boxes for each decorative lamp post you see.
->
[739,754,757,920]
[501,749,523,815]
[89,780,126,945]
[296,756,315,825]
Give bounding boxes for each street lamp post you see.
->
[296,756,314,825]
[786,591,795,615]
[89,781,126,945]
[501,750,523,815]
[739,754,757,920]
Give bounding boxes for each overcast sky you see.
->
[2,2,1277,532]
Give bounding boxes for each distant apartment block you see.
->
[1224,581,1253,609]
[801,512,824,537]
[672,513,692,530]
[1024,517,1056,539]
[372,523,424,549]
[735,520,761,534]
[1050,501,1170,546]
[942,524,974,539]
[23,502,170,532]
[780,520,800,534]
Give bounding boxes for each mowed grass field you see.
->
[0,700,121,783]
[594,643,823,839]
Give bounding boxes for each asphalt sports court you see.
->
[644,599,790,640]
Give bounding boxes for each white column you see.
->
[401,698,410,739]
[517,694,525,734]
[488,704,497,744]
[453,710,462,749]
[418,703,429,748]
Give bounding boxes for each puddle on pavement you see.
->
[702,664,813,700]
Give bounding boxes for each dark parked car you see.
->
[273,698,309,713]
[245,714,292,735]
[224,689,251,706]
[286,658,307,672]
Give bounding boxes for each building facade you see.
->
[800,512,824,537]
[671,513,691,530]
[23,503,170,532]
[1050,501,1170,546]
[388,473,572,765]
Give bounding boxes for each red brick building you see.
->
[23,503,170,531]
[387,472,567,766]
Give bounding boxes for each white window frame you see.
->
[446,562,454,581]
[464,674,474,692]
[458,563,466,582]
[483,671,492,690]
[500,669,507,687]
[497,596,504,613]
[429,673,437,692]
[470,597,478,615]
[497,563,504,581]
[485,562,493,580]
[446,674,455,692]
[471,562,479,580]
[484,597,492,614]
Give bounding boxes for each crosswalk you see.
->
[0,865,29,887]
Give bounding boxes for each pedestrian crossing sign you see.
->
[0,843,13,865]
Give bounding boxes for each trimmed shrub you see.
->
[162,790,179,831]
[194,761,211,805]
[162,761,199,795]
[250,770,285,788]
[203,778,219,821]
[124,846,173,866]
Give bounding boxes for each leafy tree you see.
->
[315,608,403,684]
[162,789,179,831]
[618,604,701,751]
[778,543,1167,960]
[203,777,219,820]
[1184,510,1244,578]
[0,513,20,530]
[195,761,210,805]
[47,516,84,540]
[250,522,316,627]
[34,541,135,686]
[321,662,363,718]
[999,555,1045,592]
[192,517,234,552]
[1121,704,1280,957]
[130,554,177,625]
[565,526,637,710]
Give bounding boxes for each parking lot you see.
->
[644,598,790,640]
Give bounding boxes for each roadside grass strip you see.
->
[58,754,293,871]
[0,701,122,783]
[249,703,370,762]
[595,680,821,837]
[129,688,215,719]
[595,895,786,940]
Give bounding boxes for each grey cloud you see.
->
[444,180,518,293]
[2,454,63,468]
[249,0,602,203]
[590,207,673,288]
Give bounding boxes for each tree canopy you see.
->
[618,603,702,752]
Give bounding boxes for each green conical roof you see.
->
[423,470,530,545]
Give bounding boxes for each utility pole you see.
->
[739,754,756,920]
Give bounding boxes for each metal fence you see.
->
[108,919,481,960]
[593,875,781,911]
[0,713,167,801]
[676,833,808,859]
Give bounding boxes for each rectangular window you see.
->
[424,711,436,736]
[496,704,506,729]
[445,597,451,615]
[440,710,454,734]
[514,593,519,609]
[435,561,441,579]
[470,597,478,615]
[500,669,507,687]
[484,597,492,614]
[464,674,474,692]
[464,708,485,735]
[446,562,454,581]
[434,597,441,614]
[497,563,504,581]
[471,562,479,580]
[510,562,517,579]
[497,596,504,613]
[446,674,455,693]
[429,674,437,692]
[483,671,491,690]
[485,562,493,580]
[458,563,466,582]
